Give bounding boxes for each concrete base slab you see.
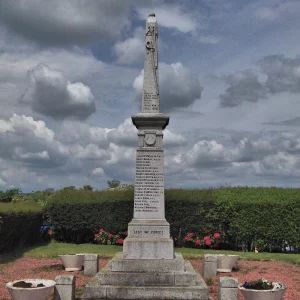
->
[111,252,185,273]
[84,252,209,300]
[123,237,174,259]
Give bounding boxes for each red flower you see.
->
[214,233,220,239]
[205,240,212,246]
[94,233,99,239]
[184,236,190,241]
[195,239,201,245]
[99,228,104,233]
[204,236,210,241]
[108,233,113,239]
[118,238,124,245]
[188,232,194,237]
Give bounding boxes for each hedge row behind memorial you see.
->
[46,187,300,251]
[0,203,43,253]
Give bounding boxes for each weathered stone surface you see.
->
[218,277,238,300]
[219,277,238,288]
[123,237,174,259]
[84,254,98,276]
[55,275,75,285]
[142,13,159,113]
[202,255,217,278]
[111,252,184,273]
[54,275,75,300]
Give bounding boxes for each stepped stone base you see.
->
[84,252,209,300]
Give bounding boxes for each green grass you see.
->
[20,241,300,265]
[24,241,121,259]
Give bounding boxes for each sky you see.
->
[1,0,300,192]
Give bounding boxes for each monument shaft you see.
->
[123,13,173,259]
[84,13,209,300]
[142,13,159,113]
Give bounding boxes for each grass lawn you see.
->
[19,241,300,264]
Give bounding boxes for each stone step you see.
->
[97,261,200,286]
[111,252,185,273]
[84,283,208,300]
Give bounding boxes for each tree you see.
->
[107,179,121,189]
[82,185,93,191]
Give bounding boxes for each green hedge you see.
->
[46,189,134,243]
[210,187,300,251]
[0,203,43,253]
[45,187,300,251]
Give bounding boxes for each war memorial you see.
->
[84,13,209,300]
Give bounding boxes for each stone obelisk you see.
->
[123,12,173,260]
[84,13,209,300]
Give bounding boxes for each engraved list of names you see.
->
[134,150,164,219]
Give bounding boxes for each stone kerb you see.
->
[218,277,238,300]
[202,254,217,278]
[84,254,99,276]
[54,275,76,300]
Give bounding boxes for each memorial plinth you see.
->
[84,12,209,300]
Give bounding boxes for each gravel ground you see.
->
[0,257,299,299]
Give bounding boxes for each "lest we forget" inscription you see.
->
[134,150,164,219]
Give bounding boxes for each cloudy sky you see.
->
[1,0,300,192]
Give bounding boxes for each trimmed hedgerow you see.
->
[45,189,134,243]
[210,187,300,251]
[45,187,300,252]
[0,203,43,253]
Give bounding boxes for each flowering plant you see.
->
[242,279,283,290]
[94,228,127,246]
[183,232,221,248]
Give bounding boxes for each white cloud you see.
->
[133,62,202,112]
[219,70,267,107]
[198,35,221,44]
[114,27,144,65]
[136,4,197,33]
[0,0,130,45]
[21,63,96,120]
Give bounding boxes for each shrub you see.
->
[45,189,134,243]
[45,187,300,252]
[0,203,43,253]
[94,228,127,245]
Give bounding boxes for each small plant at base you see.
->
[205,278,214,286]
[183,232,221,249]
[94,228,127,245]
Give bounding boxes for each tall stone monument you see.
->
[84,13,209,300]
[123,12,173,260]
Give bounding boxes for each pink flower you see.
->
[204,236,210,241]
[195,239,201,245]
[184,236,190,241]
[94,234,99,239]
[188,232,194,237]
[205,240,212,246]
[99,228,104,233]
[118,238,124,245]
[214,233,220,239]
[108,233,113,239]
